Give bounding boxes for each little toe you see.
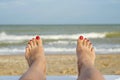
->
[25,47,29,59]
[27,44,32,52]
[91,47,95,52]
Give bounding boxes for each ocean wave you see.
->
[0,47,120,55]
[0,31,106,41]
[41,33,106,40]
[105,32,120,38]
[45,47,75,53]
[0,41,25,44]
[0,32,34,41]
[47,41,76,45]
[45,47,120,53]
[0,48,24,55]
[95,48,120,53]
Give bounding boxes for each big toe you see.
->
[77,36,84,47]
[36,36,43,47]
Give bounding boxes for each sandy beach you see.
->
[0,54,120,76]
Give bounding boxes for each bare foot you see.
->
[76,36,95,76]
[25,36,46,78]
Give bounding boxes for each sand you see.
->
[0,54,120,75]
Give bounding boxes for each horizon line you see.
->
[0,24,120,26]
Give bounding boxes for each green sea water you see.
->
[0,24,120,55]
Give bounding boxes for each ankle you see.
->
[78,59,93,69]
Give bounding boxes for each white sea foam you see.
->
[0,32,34,41]
[47,41,76,45]
[0,32,106,41]
[95,48,120,53]
[0,48,24,54]
[45,47,75,53]
[0,31,120,55]
[41,32,106,40]
[0,47,120,55]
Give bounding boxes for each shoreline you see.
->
[0,54,120,75]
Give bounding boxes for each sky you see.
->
[0,0,120,24]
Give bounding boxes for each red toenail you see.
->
[87,40,89,42]
[36,36,40,40]
[79,36,84,40]
[30,40,32,41]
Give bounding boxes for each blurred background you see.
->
[0,0,120,55]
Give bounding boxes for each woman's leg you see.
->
[76,36,105,80]
[19,36,46,80]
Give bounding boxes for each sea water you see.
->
[0,25,120,55]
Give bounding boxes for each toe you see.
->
[25,47,31,66]
[25,47,29,59]
[89,43,93,50]
[28,40,31,45]
[86,39,90,47]
[36,36,43,46]
[91,47,95,53]
[25,47,29,54]
[30,40,34,48]
[27,44,31,52]
[83,38,86,46]
[77,36,84,47]
[32,38,37,46]
[83,38,87,47]
[36,39,43,47]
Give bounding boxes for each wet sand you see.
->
[0,54,120,75]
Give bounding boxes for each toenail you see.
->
[36,36,40,40]
[79,36,84,40]
[90,43,92,45]
[87,40,89,42]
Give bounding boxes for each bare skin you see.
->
[76,36,105,80]
[19,35,104,80]
[19,37,46,80]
